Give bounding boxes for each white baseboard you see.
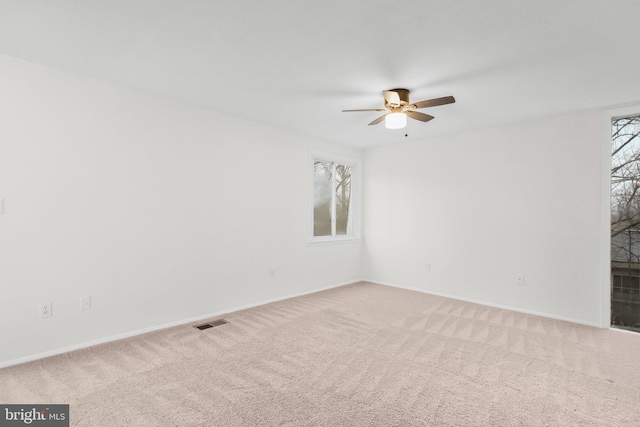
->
[0,279,362,369]
[363,278,603,328]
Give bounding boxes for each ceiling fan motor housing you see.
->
[387,88,410,107]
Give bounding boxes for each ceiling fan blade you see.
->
[383,90,401,106]
[412,96,456,109]
[368,114,388,126]
[342,108,387,112]
[406,111,435,122]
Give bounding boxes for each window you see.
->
[311,154,360,242]
[611,114,640,331]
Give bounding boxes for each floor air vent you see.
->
[194,319,229,330]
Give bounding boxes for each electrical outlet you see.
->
[40,302,52,318]
[516,275,525,285]
[269,268,276,278]
[425,264,431,271]
[81,296,91,311]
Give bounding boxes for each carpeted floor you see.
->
[1,282,640,426]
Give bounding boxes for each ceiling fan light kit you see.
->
[342,88,455,130]
[385,112,407,129]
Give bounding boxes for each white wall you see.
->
[363,111,606,325]
[0,55,363,365]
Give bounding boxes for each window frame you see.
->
[609,113,640,331]
[309,152,361,244]
[601,104,640,328]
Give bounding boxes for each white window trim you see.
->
[309,151,361,244]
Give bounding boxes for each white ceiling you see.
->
[1,1,639,149]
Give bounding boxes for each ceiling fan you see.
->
[342,88,455,129]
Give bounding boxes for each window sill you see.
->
[308,236,362,246]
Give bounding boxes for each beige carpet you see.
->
[1,282,640,426]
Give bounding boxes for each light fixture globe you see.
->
[385,112,407,129]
